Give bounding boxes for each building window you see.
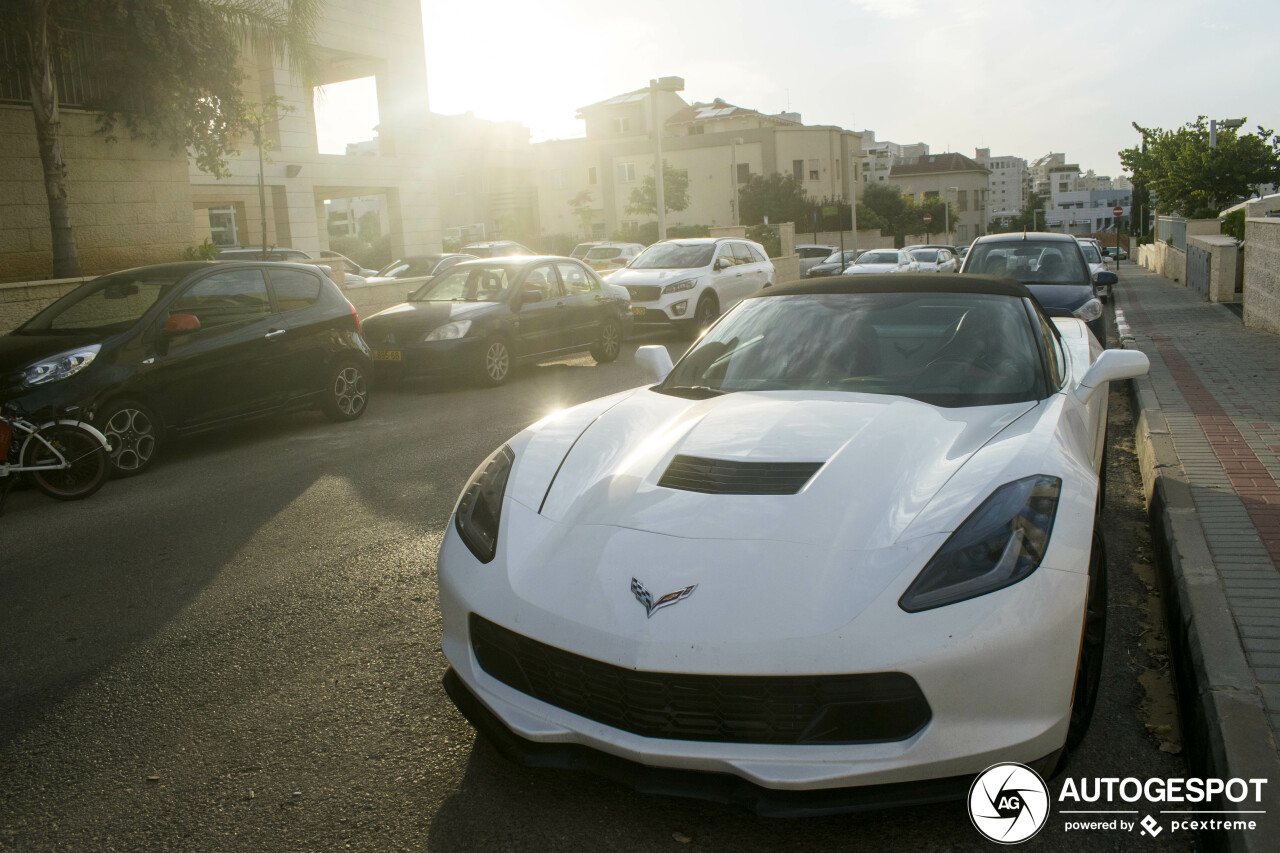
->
[617,162,636,183]
[1058,182,1069,192]
[736,163,749,184]
[550,170,566,190]
[588,167,597,185]
[958,224,968,241]
[793,159,803,181]
[208,206,239,247]
[689,125,705,135]
[956,190,967,211]
[808,159,819,181]
[621,220,638,231]
[615,117,631,134]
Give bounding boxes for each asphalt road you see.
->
[0,331,1191,851]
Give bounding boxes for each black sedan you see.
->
[0,262,372,476]
[806,249,858,277]
[361,256,631,386]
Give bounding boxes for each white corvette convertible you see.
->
[438,275,1149,814]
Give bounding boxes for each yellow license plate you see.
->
[373,349,403,362]
[631,306,645,316]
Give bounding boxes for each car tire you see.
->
[321,359,369,422]
[684,292,719,339]
[1065,526,1108,752]
[475,336,512,387]
[589,318,622,364]
[96,398,162,477]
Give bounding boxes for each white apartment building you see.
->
[974,148,1027,220]
[535,90,863,240]
[859,131,929,186]
[1043,189,1132,234]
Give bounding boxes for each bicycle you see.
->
[0,404,112,513]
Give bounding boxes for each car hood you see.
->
[1024,283,1092,316]
[362,300,499,333]
[607,267,705,286]
[515,389,1037,551]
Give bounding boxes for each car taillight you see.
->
[347,299,361,333]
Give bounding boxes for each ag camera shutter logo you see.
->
[969,763,1051,844]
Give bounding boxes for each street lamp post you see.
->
[648,76,684,241]
[1210,117,1244,149]
[731,137,744,226]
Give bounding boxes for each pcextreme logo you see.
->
[967,764,1269,844]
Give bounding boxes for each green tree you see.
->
[1120,117,1280,216]
[567,189,596,238]
[626,160,690,217]
[736,173,808,226]
[244,96,296,258]
[2,0,320,277]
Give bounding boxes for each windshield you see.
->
[585,247,623,260]
[1079,244,1102,263]
[659,292,1045,407]
[966,241,1089,284]
[911,249,940,263]
[570,244,595,259]
[631,243,715,269]
[410,264,514,302]
[855,251,900,265]
[822,250,857,264]
[18,270,183,334]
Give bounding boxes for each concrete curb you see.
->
[1126,354,1280,853]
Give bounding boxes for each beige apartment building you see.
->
[534,88,864,242]
[889,153,991,245]
[430,112,539,249]
[0,0,440,284]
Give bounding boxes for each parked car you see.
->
[361,256,631,387]
[844,248,920,274]
[438,274,1150,811]
[807,249,858,278]
[961,231,1114,344]
[318,250,377,277]
[1104,246,1128,261]
[570,241,604,260]
[461,240,535,258]
[907,247,959,273]
[215,248,368,286]
[581,242,644,273]
[607,237,775,337]
[1075,239,1111,301]
[0,262,371,476]
[362,254,477,287]
[796,244,839,277]
[957,245,971,262]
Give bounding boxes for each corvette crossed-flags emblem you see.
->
[631,577,697,618]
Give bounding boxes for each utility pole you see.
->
[648,76,684,241]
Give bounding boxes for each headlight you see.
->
[1073,298,1103,322]
[22,345,101,387]
[424,320,471,342]
[899,475,1062,612]
[454,444,515,564]
[662,278,698,295]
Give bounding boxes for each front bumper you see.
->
[438,503,1089,794]
[369,337,484,377]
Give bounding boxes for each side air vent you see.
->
[658,455,823,495]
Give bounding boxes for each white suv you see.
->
[608,237,775,336]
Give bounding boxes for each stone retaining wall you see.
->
[1243,218,1280,334]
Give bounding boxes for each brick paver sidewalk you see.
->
[1115,264,1280,742]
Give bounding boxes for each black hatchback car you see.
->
[0,261,372,476]
[362,256,631,386]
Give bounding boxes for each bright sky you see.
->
[320,0,1278,179]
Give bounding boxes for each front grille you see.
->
[658,455,823,495]
[626,285,662,302]
[470,615,931,745]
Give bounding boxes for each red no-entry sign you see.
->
[1113,206,1124,217]
[923,213,933,224]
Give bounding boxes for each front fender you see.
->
[35,419,112,451]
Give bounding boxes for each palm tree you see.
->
[4,0,320,278]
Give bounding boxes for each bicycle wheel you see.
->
[22,424,110,501]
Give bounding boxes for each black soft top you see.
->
[749,273,1032,300]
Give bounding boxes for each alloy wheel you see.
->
[334,366,368,416]
[600,323,620,359]
[486,341,510,382]
[103,407,156,472]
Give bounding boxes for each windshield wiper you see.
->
[659,384,729,399]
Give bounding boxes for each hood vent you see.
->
[658,455,823,496]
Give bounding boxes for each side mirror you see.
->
[164,313,201,333]
[714,258,732,272]
[521,289,544,305]
[1073,349,1149,404]
[635,345,674,383]
[1093,270,1118,286]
